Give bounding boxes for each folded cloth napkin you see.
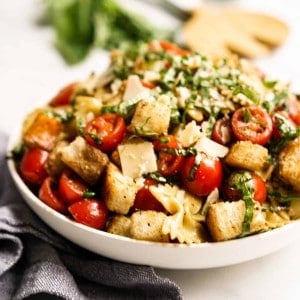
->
[0,132,183,300]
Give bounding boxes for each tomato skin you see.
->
[231,106,273,145]
[58,170,88,205]
[211,118,234,145]
[20,148,49,185]
[153,135,184,176]
[49,82,77,107]
[84,114,126,153]
[155,41,191,56]
[132,179,166,212]
[222,171,267,204]
[68,199,108,229]
[288,98,300,125]
[181,154,223,197]
[39,177,67,213]
[272,111,296,140]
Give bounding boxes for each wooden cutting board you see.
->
[182,6,289,58]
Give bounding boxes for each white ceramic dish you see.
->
[7,129,300,270]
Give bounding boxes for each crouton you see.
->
[130,210,170,242]
[23,111,62,151]
[107,215,132,237]
[61,136,109,185]
[206,200,266,241]
[278,137,300,192]
[101,162,140,214]
[224,141,269,171]
[45,140,68,176]
[128,95,171,136]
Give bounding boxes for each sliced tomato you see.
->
[84,114,126,153]
[153,135,184,176]
[154,40,191,56]
[222,171,267,204]
[141,80,156,89]
[132,179,166,212]
[39,177,67,213]
[288,98,300,125]
[231,106,273,145]
[272,111,296,140]
[58,170,89,205]
[68,199,108,229]
[181,154,223,197]
[20,148,48,185]
[49,82,78,107]
[211,118,234,145]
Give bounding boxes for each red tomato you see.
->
[211,118,234,145]
[222,171,267,204]
[68,199,108,229]
[181,154,223,197]
[132,179,166,212]
[288,98,300,125]
[148,40,190,56]
[58,170,89,205]
[84,114,126,153]
[141,80,156,89]
[272,111,296,140]
[231,106,273,145]
[39,177,67,213]
[49,82,77,107]
[153,135,184,176]
[20,148,48,185]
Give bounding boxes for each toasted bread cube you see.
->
[45,140,68,176]
[101,162,140,214]
[278,137,300,192]
[224,141,269,171]
[129,95,171,136]
[61,136,109,185]
[107,215,132,237]
[130,210,169,242]
[206,200,266,241]
[23,111,62,151]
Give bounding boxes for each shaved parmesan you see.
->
[176,120,202,147]
[123,75,150,101]
[118,139,157,178]
[194,136,229,158]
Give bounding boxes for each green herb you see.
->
[158,147,197,157]
[83,189,96,198]
[263,78,278,89]
[144,172,167,184]
[268,190,300,203]
[44,0,173,64]
[232,86,260,104]
[263,90,288,112]
[242,108,251,123]
[229,171,255,236]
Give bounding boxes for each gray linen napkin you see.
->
[0,132,183,300]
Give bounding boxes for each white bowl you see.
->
[7,131,300,269]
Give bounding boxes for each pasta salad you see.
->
[11,41,300,244]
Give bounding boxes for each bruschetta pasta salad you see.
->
[12,40,300,244]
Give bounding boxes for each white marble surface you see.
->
[1,1,300,299]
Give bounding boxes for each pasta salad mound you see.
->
[11,41,300,244]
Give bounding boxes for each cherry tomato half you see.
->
[68,199,108,229]
[211,118,235,145]
[222,171,267,204]
[132,179,166,212]
[84,114,126,153]
[288,98,300,126]
[49,82,78,107]
[149,41,191,56]
[272,111,296,140]
[20,148,49,185]
[231,106,273,145]
[58,170,89,205]
[181,154,223,197]
[39,177,67,213]
[153,135,184,176]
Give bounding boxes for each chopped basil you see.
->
[83,190,96,198]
